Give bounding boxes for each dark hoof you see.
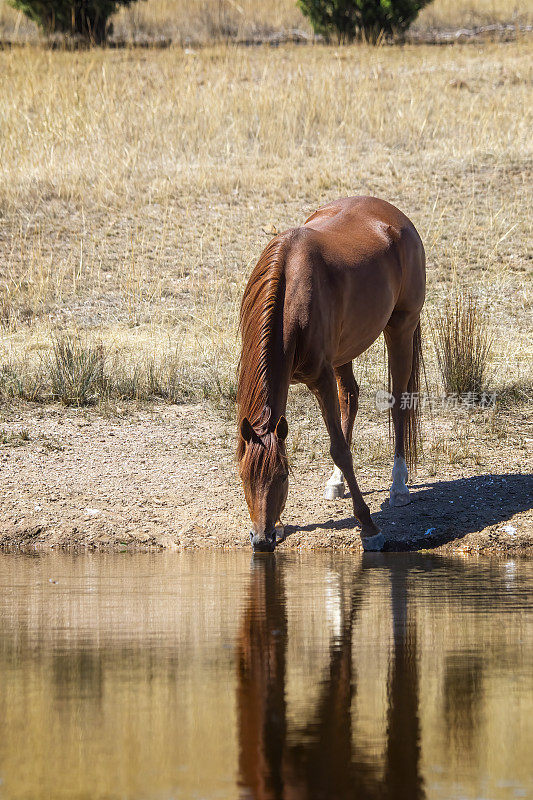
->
[251,534,276,553]
[361,532,386,552]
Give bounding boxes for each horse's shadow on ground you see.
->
[284,473,533,551]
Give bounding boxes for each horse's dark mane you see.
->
[237,232,291,480]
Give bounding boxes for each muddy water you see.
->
[0,553,531,800]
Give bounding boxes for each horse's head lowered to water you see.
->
[236,234,293,553]
[239,414,289,552]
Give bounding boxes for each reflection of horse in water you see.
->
[236,557,424,800]
[237,558,287,800]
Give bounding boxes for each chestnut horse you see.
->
[237,196,425,552]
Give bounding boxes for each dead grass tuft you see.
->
[431,290,493,397]
[0,427,29,446]
[47,333,106,406]
[0,331,237,407]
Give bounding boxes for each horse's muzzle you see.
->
[250,531,276,553]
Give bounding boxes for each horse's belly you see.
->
[332,285,395,366]
[333,327,384,367]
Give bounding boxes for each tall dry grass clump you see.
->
[47,332,106,405]
[432,290,493,397]
[0,330,237,406]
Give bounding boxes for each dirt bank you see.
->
[1,399,531,555]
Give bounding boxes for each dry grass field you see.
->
[0,2,531,550]
[1,0,531,43]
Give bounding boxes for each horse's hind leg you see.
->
[324,362,359,500]
[313,364,383,550]
[384,317,418,507]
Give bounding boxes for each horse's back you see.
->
[304,195,415,230]
[303,196,424,268]
[283,196,425,371]
[299,196,425,309]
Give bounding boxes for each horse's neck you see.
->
[244,293,295,431]
[263,348,291,428]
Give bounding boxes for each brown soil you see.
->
[1,400,531,555]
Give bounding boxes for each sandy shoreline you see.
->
[2,401,531,556]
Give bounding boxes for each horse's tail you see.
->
[388,319,423,472]
[405,320,423,471]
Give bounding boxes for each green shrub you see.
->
[8,0,144,43]
[297,0,434,43]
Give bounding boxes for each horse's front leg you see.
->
[313,365,384,551]
[324,362,359,499]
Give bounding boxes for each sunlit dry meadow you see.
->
[1,0,531,42]
[0,1,532,549]
[1,32,531,397]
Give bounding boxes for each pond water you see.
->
[0,552,531,800]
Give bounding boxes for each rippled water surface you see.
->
[0,552,531,800]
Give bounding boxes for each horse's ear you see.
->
[275,415,288,441]
[240,417,255,444]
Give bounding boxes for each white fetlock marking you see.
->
[324,466,345,499]
[390,455,410,507]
